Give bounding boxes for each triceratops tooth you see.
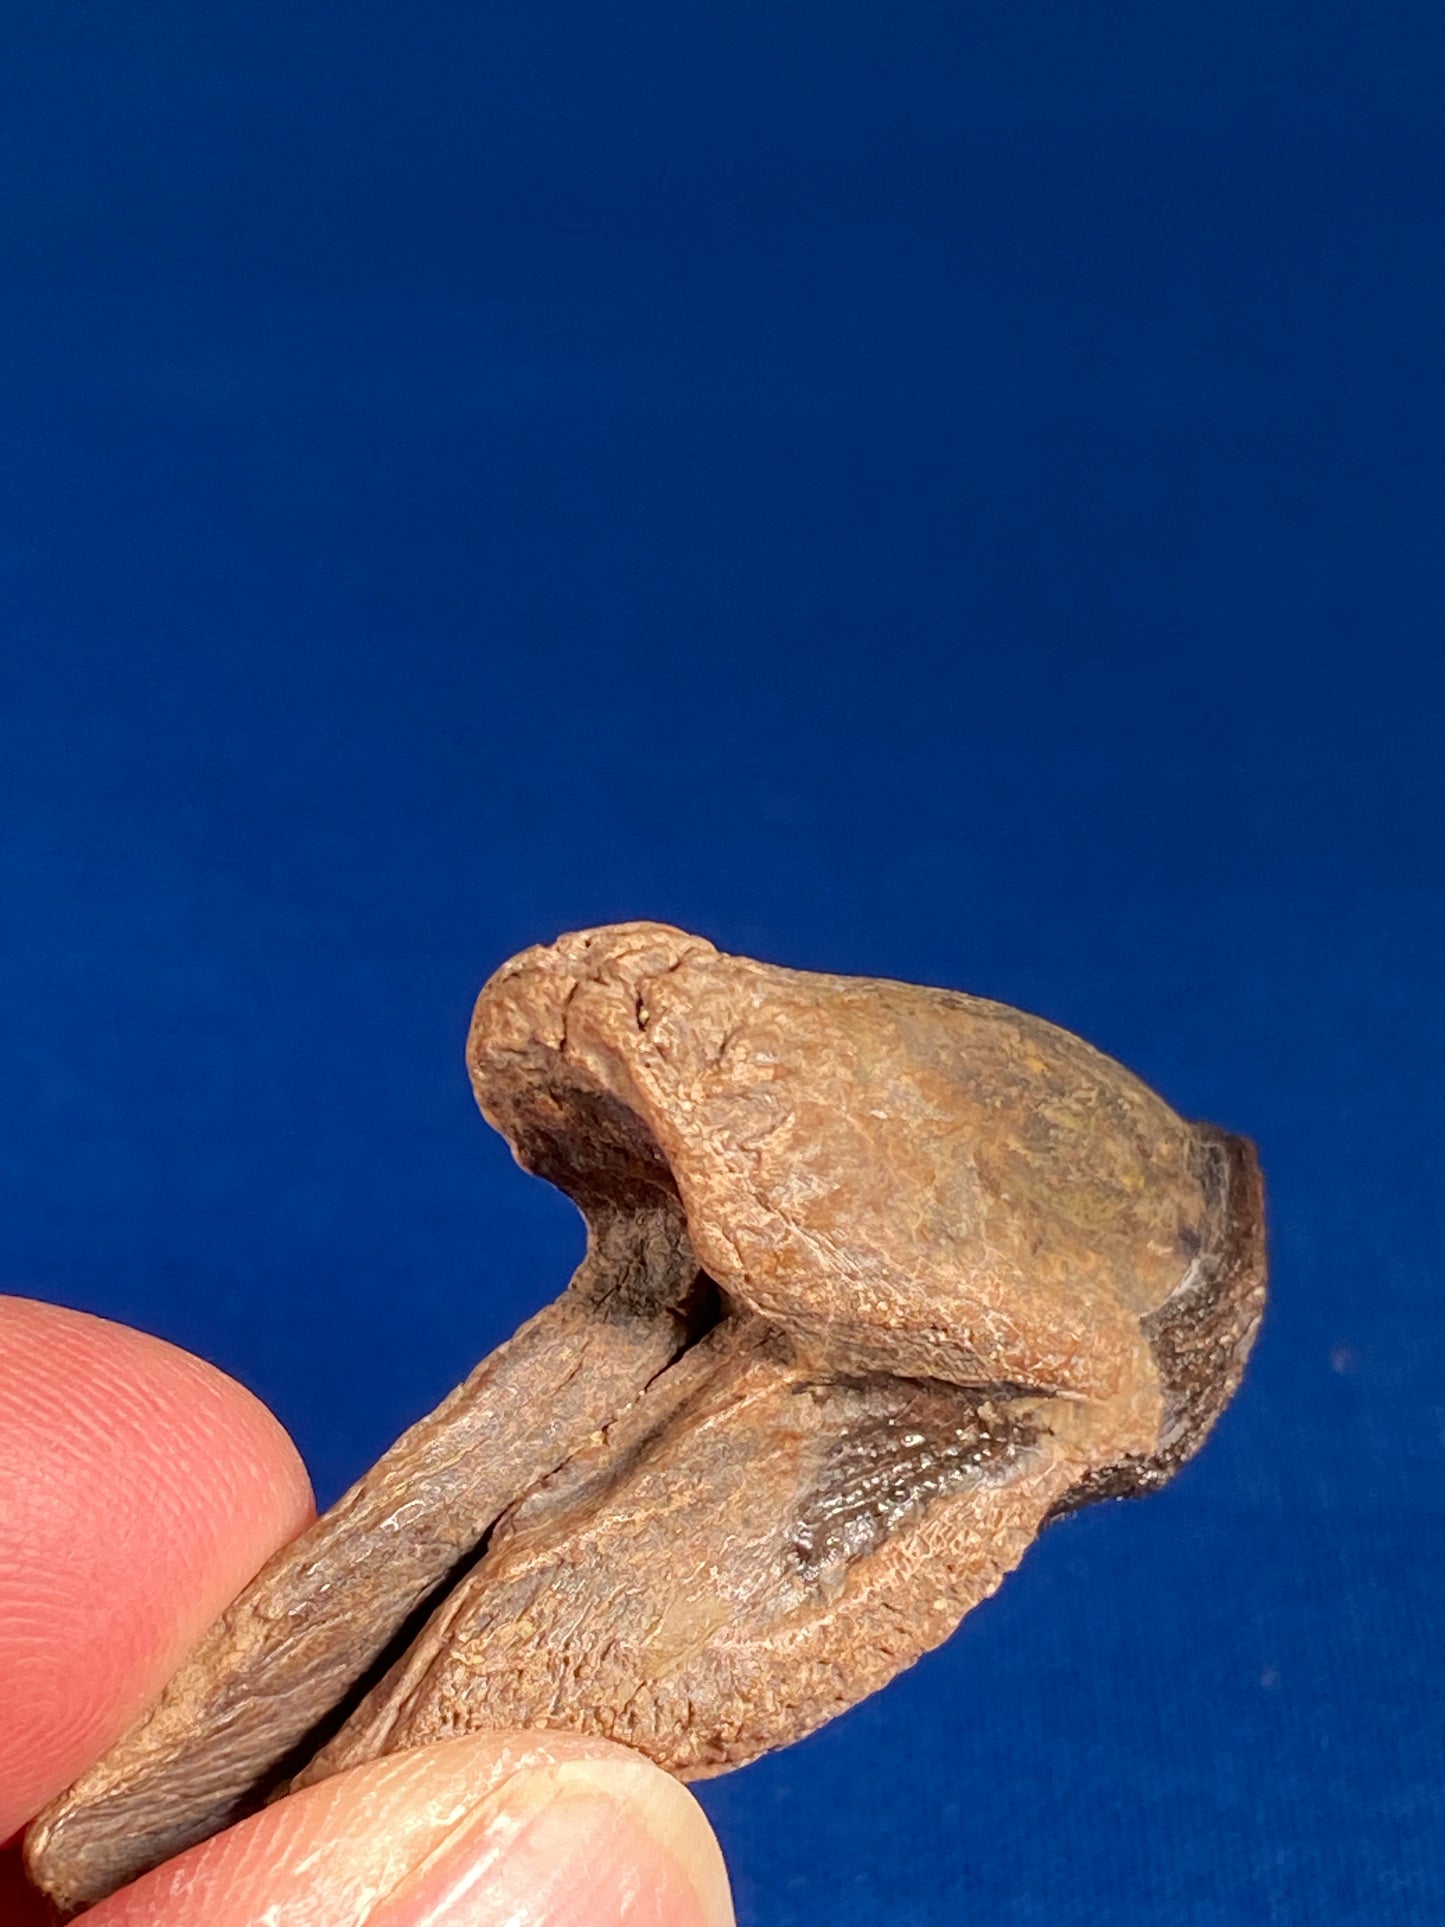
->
[27,923,1266,1913]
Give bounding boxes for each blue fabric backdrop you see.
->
[2,3,1441,1920]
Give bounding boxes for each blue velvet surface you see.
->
[2,3,1442,1920]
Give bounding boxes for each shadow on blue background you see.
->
[1,3,1442,1921]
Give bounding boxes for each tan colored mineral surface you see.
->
[27,923,1266,1913]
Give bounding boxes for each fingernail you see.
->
[364,1755,735,1927]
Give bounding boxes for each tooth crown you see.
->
[471,922,1208,1406]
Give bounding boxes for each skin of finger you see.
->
[0,1295,314,1841]
[77,1732,734,1927]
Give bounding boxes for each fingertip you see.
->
[365,1753,734,1927]
[80,1733,734,1927]
[0,1296,313,1836]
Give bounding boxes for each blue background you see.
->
[1,3,1441,1921]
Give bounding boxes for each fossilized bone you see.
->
[27,923,1266,1912]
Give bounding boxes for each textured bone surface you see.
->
[27,923,1267,1912]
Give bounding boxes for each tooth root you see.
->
[23,1290,690,1916]
[292,1325,1114,1788]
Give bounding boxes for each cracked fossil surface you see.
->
[27,922,1267,1912]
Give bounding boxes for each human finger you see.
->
[76,1730,734,1927]
[0,1294,313,1840]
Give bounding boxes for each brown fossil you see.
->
[26,923,1266,1913]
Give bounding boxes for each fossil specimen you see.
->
[27,922,1266,1912]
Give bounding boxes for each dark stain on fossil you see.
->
[791,1380,1044,1580]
